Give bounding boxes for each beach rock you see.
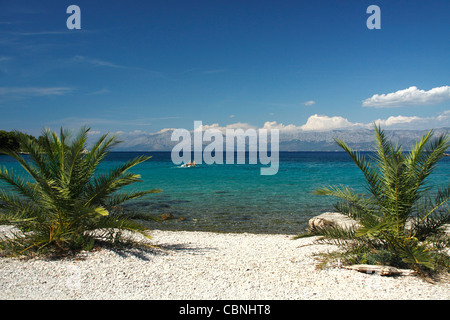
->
[308,212,360,231]
[439,224,450,237]
[405,220,450,239]
[161,212,174,220]
[404,218,414,233]
[0,225,23,240]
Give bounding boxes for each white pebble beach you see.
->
[1,227,449,300]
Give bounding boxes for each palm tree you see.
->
[0,127,161,256]
[311,125,450,273]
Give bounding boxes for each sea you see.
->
[1,151,449,234]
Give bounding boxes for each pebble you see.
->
[0,228,449,300]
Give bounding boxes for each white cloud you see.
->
[303,100,316,106]
[437,110,450,121]
[362,86,450,108]
[195,122,257,133]
[300,114,362,131]
[262,121,300,131]
[155,128,177,134]
[0,86,73,97]
[373,115,421,127]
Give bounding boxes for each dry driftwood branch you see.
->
[343,264,416,276]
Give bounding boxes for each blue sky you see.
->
[0,0,449,137]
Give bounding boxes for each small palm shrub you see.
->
[0,127,161,257]
[303,125,450,274]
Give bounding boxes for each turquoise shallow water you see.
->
[1,152,449,234]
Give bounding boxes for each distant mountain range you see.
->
[109,127,450,152]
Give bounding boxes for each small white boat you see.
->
[181,162,196,168]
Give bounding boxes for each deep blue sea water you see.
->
[1,152,449,234]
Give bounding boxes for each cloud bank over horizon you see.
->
[96,110,450,140]
[95,112,449,151]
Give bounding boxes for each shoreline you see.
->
[1,229,449,300]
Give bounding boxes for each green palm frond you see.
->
[84,155,152,206]
[312,124,450,273]
[397,240,435,270]
[334,138,383,201]
[106,189,162,208]
[314,185,378,221]
[0,126,161,257]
